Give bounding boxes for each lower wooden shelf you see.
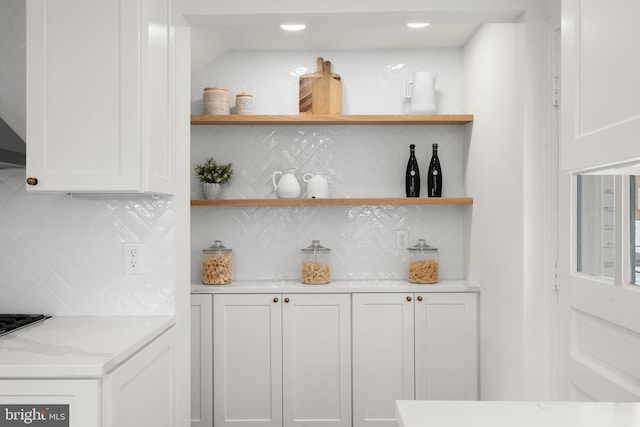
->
[191,197,473,207]
[190,114,474,125]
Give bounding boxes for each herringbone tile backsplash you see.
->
[191,49,469,282]
[0,170,176,315]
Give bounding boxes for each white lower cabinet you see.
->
[0,326,175,427]
[212,293,351,427]
[352,292,478,427]
[191,291,478,427]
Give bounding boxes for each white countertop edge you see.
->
[0,315,175,378]
[191,279,479,294]
[101,316,175,374]
[395,400,640,427]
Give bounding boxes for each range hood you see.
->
[0,116,26,169]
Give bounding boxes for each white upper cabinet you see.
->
[26,0,176,194]
[561,0,640,173]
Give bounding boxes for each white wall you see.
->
[464,1,556,400]
[464,23,525,400]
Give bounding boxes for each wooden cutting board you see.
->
[311,60,342,115]
[299,57,341,114]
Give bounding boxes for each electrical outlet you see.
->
[396,229,410,249]
[124,243,143,275]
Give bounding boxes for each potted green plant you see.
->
[194,158,233,199]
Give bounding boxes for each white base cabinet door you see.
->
[191,294,213,427]
[282,294,351,427]
[103,327,175,427]
[213,293,351,427]
[353,292,478,427]
[352,293,415,427]
[0,379,100,426]
[26,0,175,194]
[414,292,478,400]
[213,294,283,427]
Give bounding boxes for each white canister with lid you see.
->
[302,172,329,198]
[203,87,230,115]
[235,92,255,114]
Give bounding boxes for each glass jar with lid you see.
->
[201,240,233,285]
[407,238,439,284]
[300,240,331,284]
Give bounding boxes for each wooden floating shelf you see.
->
[191,197,473,207]
[190,114,474,126]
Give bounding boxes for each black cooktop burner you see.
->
[0,314,50,337]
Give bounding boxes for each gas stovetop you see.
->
[0,314,50,337]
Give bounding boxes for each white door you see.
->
[213,294,283,427]
[282,294,351,427]
[558,0,640,401]
[352,293,415,427]
[560,0,640,173]
[414,293,478,400]
[558,175,640,401]
[191,294,213,427]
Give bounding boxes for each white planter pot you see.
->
[202,183,223,199]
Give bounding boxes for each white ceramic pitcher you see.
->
[272,168,301,199]
[406,71,437,114]
[303,173,329,198]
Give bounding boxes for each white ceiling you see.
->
[186,10,524,74]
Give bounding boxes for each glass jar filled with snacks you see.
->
[300,240,331,284]
[202,240,233,285]
[407,239,439,284]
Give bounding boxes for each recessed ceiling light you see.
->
[407,22,431,29]
[280,24,306,32]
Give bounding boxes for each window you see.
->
[578,175,640,286]
[577,175,615,279]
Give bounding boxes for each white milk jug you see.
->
[406,71,437,114]
[272,168,301,198]
[303,173,329,198]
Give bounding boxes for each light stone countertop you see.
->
[0,316,174,378]
[191,279,480,294]
[395,400,640,427]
